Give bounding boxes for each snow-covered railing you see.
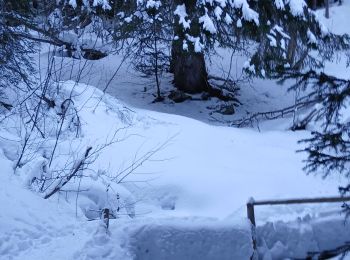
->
[247,196,350,226]
[247,196,350,253]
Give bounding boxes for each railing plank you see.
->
[251,196,350,206]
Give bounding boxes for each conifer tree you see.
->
[5,0,349,100]
[280,69,350,216]
[0,0,36,108]
[57,0,346,95]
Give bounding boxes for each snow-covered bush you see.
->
[0,40,139,220]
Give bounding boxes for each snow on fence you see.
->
[115,197,350,260]
[128,220,254,260]
[247,196,350,254]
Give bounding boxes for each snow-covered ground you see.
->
[1,81,348,260]
[1,1,350,260]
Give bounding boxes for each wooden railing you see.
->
[247,196,350,227]
[246,196,350,255]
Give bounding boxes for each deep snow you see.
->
[1,79,348,259]
[1,1,350,260]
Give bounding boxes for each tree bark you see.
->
[171,0,210,94]
[171,45,209,93]
[287,26,297,66]
[325,0,330,18]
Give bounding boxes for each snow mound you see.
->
[258,215,350,259]
[127,219,253,260]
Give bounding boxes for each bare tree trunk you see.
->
[287,28,297,65]
[312,0,317,10]
[153,21,161,99]
[325,0,330,18]
[171,0,210,94]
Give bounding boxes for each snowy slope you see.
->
[44,82,345,222]
[1,80,348,259]
[0,149,100,259]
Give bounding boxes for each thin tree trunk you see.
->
[287,26,297,66]
[154,21,161,98]
[325,0,330,18]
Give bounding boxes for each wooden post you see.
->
[247,202,257,259]
[247,203,256,227]
[102,208,110,230]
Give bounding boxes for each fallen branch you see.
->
[231,98,318,128]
